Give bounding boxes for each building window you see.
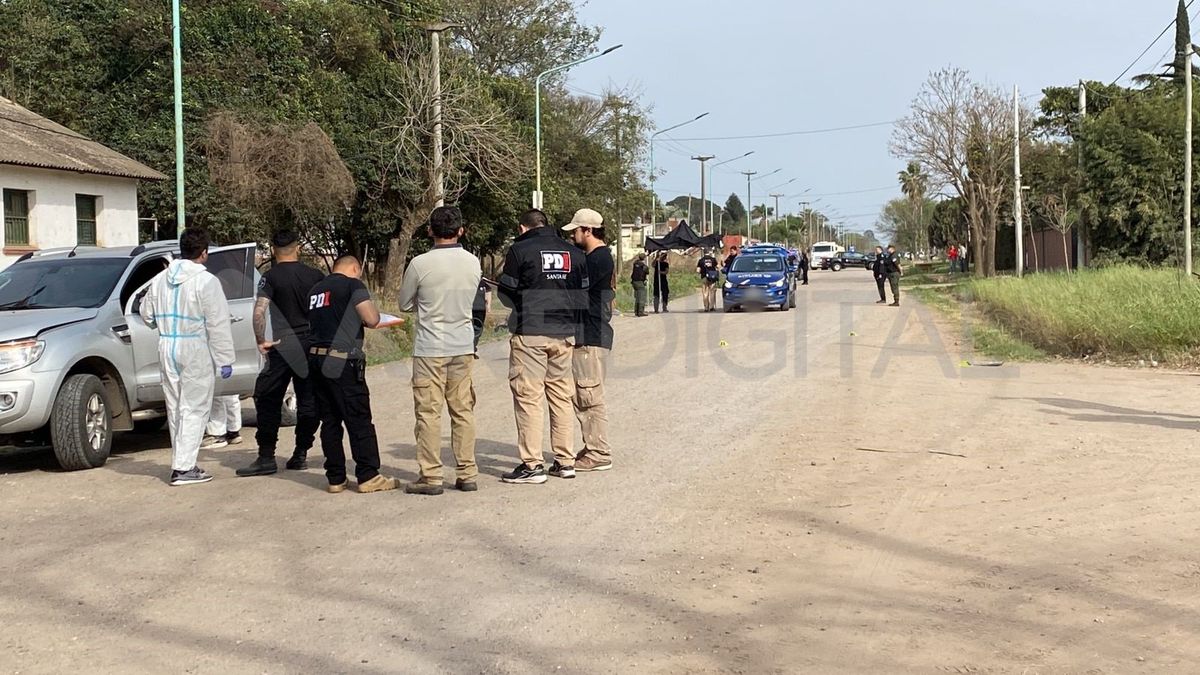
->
[3,189,32,246]
[76,194,98,246]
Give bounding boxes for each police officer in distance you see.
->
[872,245,888,305]
[883,244,903,307]
[630,253,649,318]
[497,209,588,484]
[237,230,325,477]
[307,255,398,494]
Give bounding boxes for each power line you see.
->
[665,119,899,142]
[1111,0,1196,85]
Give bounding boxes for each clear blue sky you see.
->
[569,0,1178,234]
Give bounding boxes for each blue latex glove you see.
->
[220,365,233,380]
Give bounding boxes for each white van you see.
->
[809,241,844,270]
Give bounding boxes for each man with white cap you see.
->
[562,208,614,472]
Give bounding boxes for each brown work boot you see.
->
[405,479,444,496]
[357,475,399,493]
[328,481,348,494]
[455,479,478,492]
[575,454,613,472]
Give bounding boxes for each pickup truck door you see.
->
[204,243,259,396]
[123,244,260,400]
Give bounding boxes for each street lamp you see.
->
[708,151,753,234]
[648,112,710,231]
[425,21,462,209]
[534,44,623,209]
[740,171,758,242]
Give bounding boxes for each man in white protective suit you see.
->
[140,227,237,486]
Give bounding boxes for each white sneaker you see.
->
[200,435,228,450]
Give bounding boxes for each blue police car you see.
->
[722,248,796,312]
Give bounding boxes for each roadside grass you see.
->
[615,270,703,314]
[909,285,1048,363]
[965,266,1200,365]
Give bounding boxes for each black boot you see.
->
[236,456,278,477]
[285,451,308,471]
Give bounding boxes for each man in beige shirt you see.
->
[398,206,483,495]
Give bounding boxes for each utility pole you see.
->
[692,155,714,234]
[171,0,185,233]
[1187,45,1195,279]
[1014,84,1024,278]
[740,170,757,243]
[425,22,460,209]
[799,201,810,250]
[1077,80,1086,270]
[769,193,783,243]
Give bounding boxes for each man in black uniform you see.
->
[798,249,810,285]
[307,255,398,494]
[883,244,903,307]
[473,277,491,353]
[872,245,888,304]
[722,246,740,275]
[653,252,671,313]
[237,231,325,477]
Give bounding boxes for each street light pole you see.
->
[709,151,754,238]
[534,44,623,209]
[769,193,784,243]
[425,21,461,209]
[691,155,714,234]
[740,171,757,243]
[172,0,185,233]
[648,112,710,233]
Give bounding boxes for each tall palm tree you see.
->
[898,161,930,254]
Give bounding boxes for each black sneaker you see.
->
[285,452,308,471]
[170,467,214,486]
[225,432,243,445]
[548,461,576,480]
[235,457,277,477]
[501,463,547,484]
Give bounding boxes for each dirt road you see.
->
[3,271,1199,674]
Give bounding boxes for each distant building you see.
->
[0,96,165,267]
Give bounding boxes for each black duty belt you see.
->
[309,347,355,359]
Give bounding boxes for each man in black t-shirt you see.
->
[237,230,325,478]
[564,209,614,472]
[697,250,719,312]
[307,255,398,494]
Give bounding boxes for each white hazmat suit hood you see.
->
[140,258,236,472]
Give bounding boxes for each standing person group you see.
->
[873,244,903,306]
[145,205,620,492]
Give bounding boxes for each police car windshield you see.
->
[730,256,783,273]
[0,258,128,310]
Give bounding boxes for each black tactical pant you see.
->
[654,275,670,311]
[310,355,381,486]
[875,275,887,301]
[254,346,318,460]
[888,273,901,303]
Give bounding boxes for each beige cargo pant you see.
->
[509,335,576,467]
[572,346,610,459]
[411,355,477,485]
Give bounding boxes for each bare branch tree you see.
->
[205,112,355,240]
[374,52,526,302]
[1041,191,1079,273]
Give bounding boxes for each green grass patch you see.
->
[909,286,1047,363]
[615,269,704,314]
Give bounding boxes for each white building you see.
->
[0,96,165,267]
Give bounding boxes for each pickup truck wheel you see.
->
[51,374,113,471]
[831,262,843,272]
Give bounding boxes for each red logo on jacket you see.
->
[541,252,571,274]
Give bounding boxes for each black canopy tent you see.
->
[644,220,724,252]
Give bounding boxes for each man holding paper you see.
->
[398,206,482,495]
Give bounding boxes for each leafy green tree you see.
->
[724,193,747,227]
